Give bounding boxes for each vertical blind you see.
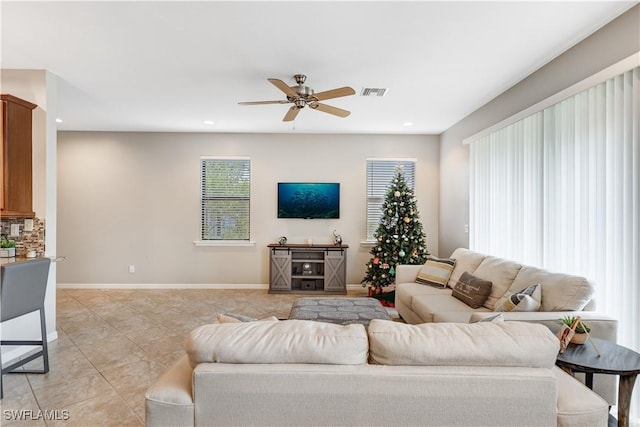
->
[200,157,250,240]
[366,159,416,241]
[470,67,639,421]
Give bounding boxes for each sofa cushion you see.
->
[432,311,483,323]
[452,272,492,309]
[472,256,522,310]
[509,266,594,311]
[447,248,486,288]
[415,256,456,288]
[413,293,489,322]
[396,282,451,313]
[368,319,559,368]
[494,284,542,312]
[186,320,368,368]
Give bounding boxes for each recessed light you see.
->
[55,118,63,123]
[203,120,215,125]
[403,122,413,127]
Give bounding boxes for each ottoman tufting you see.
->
[288,297,392,326]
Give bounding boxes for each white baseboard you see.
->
[1,331,58,366]
[58,283,366,290]
[57,283,269,289]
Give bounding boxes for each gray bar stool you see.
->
[0,258,52,398]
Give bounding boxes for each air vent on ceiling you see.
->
[360,87,388,97]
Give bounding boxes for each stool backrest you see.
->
[1,258,52,322]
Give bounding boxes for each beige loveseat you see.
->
[395,247,618,404]
[146,319,608,427]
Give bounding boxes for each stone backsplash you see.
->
[0,217,46,257]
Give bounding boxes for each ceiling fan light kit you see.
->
[239,74,355,122]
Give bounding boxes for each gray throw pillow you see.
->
[217,313,279,323]
[219,312,257,322]
[471,313,505,323]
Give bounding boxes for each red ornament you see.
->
[373,257,380,265]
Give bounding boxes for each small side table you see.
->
[556,337,640,427]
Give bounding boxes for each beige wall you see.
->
[438,4,640,258]
[57,132,439,286]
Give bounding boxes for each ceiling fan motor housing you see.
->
[293,85,314,97]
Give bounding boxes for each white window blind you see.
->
[469,67,639,421]
[200,157,250,240]
[366,159,416,241]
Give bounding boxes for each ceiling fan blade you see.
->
[313,86,356,101]
[283,106,301,122]
[310,103,351,118]
[268,78,299,98]
[238,100,290,105]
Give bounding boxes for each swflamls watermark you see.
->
[3,409,70,421]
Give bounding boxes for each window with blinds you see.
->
[200,157,250,240]
[366,159,416,241]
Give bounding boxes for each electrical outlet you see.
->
[10,224,20,237]
[24,219,34,232]
[464,224,469,234]
[128,265,135,273]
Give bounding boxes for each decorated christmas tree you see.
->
[361,165,429,292]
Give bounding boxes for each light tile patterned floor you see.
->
[0,288,367,426]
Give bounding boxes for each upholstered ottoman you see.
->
[288,297,391,326]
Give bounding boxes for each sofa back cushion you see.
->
[472,256,522,310]
[186,320,368,368]
[447,248,486,288]
[509,266,595,311]
[367,319,559,368]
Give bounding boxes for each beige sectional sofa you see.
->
[146,319,609,427]
[395,247,618,404]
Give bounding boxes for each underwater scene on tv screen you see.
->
[278,183,340,219]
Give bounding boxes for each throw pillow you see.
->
[494,284,542,312]
[415,256,456,288]
[471,313,505,323]
[217,313,279,323]
[451,271,493,309]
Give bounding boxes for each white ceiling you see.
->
[1,1,636,134]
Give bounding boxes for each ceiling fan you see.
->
[238,74,355,122]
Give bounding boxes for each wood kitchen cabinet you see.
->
[1,94,37,218]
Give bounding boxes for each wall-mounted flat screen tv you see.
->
[277,182,340,219]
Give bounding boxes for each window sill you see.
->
[360,241,377,247]
[193,240,256,247]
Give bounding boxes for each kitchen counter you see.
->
[0,256,45,265]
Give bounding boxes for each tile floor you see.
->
[1,288,367,426]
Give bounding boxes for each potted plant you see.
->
[560,316,590,344]
[0,235,16,258]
